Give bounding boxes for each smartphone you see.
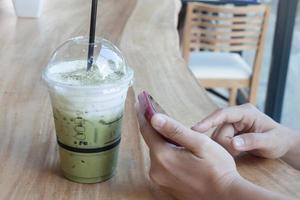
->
[138,91,179,146]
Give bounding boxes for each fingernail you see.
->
[233,137,245,147]
[152,114,166,129]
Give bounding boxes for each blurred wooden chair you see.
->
[182,2,270,105]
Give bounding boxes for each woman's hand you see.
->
[192,104,300,168]
[136,104,292,200]
[136,106,238,200]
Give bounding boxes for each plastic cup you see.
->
[42,37,134,183]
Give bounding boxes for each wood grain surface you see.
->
[0,0,300,199]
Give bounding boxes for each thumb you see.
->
[151,114,208,155]
[232,133,267,151]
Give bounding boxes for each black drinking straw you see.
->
[87,0,98,71]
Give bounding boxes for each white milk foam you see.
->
[46,60,129,119]
[47,60,125,86]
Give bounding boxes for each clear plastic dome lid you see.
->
[43,36,133,88]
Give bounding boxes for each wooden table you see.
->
[1,0,300,199]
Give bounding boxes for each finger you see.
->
[151,113,208,155]
[135,103,167,151]
[211,125,222,140]
[212,124,240,156]
[231,133,268,151]
[191,104,256,132]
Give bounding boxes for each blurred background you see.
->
[254,0,300,129]
[9,0,300,129]
[178,0,300,129]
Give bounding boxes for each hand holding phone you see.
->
[138,91,179,146]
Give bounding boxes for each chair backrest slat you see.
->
[195,15,263,24]
[195,29,261,38]
[195,21,262,30]
[190,43,258,52]
[192,3,266,14]
[183,3,269,61]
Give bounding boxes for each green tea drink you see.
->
[43,37,133,183]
